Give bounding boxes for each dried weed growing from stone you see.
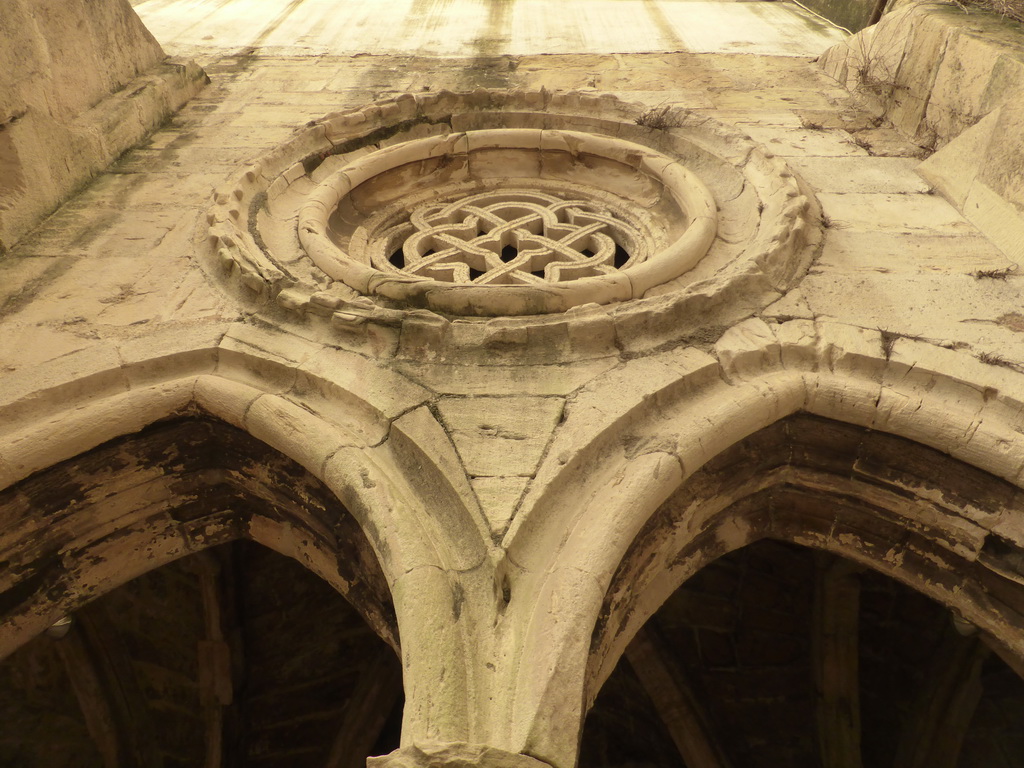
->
[972,265,1019,279]
[978,350,1024,370]
[954,0,1024,24]
[634,105,684,130]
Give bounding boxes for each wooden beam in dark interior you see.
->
[55,607,163,768]
[324,648,403,768]
[893,624,991,768]
[812,557,863,768]
[192,545,247,768]
[193,551,230,768]
[625,623,734,768]
[55,622,123,768]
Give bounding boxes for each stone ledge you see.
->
[919,99,1024,261]
[0,57,208,253]
[820,1,1024,147]
[819,0,1024,259]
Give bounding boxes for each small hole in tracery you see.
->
[581,249,595,258]
[614,245,630,269]
[389,250,405,268]
[501,245,518,262]
[469,267,485,281]
[532,270,546,279]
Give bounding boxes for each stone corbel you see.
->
[369,743,552,768]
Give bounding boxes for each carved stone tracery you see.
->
[376,190,642,285]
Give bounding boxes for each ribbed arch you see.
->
[0,334,492,747]
[589,413,1024,704]
[0,415,398,659]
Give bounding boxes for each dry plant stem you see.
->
[972,266,1018,279]
[962,0,1024,23]
[634,105,683,130]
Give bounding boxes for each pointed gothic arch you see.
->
[589,412,1024,702]
[0,414,398,658]
[581,536,1024,768]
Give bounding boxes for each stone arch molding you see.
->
[0,416,400,658]
[3,318,1024,768]
[494,318,1024,767]
[0,323,497,748]
[0,326,492,582]
[588,424,1024,695]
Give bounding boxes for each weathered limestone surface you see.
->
[919,98,1024,260]
[819,0,1024,258]
[136,0,846,59]
[2,3,1024,768]
[0,0,207,252]
[796,0,882,33]
[370,743,552,768]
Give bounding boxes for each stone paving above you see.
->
[135,0,847,59]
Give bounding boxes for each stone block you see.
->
[192,375,261,428]
[217,324,318,394]
[977,98,1024,215]
[817,229,1010,274]
[741,126,868,158]
[369,742,551,768]
[243,393,355,477]
[890,7,956,137]
[789,156,929,194]
[389,406,488,564]
[715,318,781,380]
[471,476,531,538]
[918,107,1000,208]
[708,89,835,112]
[392,359,620,397]
[817,192,972,233]
[437,396,564,479]
[961,181,1024,262]
[297,346,431,422]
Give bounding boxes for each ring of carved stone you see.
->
[203,90,823,359]
[297,129,717,316]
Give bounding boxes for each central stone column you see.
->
[369,743,554,768]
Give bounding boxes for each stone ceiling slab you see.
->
[136,0,846,58]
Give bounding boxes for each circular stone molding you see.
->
[203,90,822,352]
[296,129,716,315]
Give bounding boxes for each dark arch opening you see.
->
[0,415,404,767]
[593,413,1024,682]
[583,412,1024,768]
[0,540,404,768]
[581,539,1024,768]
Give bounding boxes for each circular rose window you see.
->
[204,90,820,345]
[297,129,716,315]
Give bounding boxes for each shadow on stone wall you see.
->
[0,0,207,254]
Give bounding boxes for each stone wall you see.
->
[2,5,1024,766]
[796,0,883,32]
[818,0,1024,259]
[0,0,206,254]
